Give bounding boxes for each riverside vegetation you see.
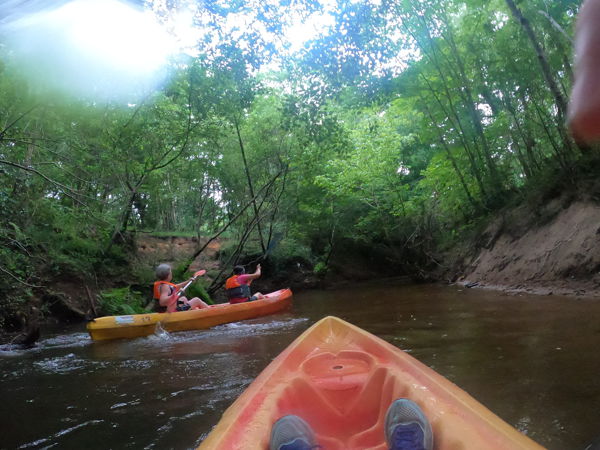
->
[1,0,597,340]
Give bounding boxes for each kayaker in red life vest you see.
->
[225,264,265,304]
[153,264,210,313]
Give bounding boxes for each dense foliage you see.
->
[0,0,589,329]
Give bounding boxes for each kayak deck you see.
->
[87,289,292,341]
[199,316,543,450]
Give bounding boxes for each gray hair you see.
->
[155,264,172,280]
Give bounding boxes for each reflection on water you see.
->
[1,282,600,449]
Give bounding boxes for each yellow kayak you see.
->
[199,316,544,449]
[87,289,292,341]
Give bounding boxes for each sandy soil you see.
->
[457,200,600,299]
[136,235,222,273]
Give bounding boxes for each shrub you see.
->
[99,287,146,316]
[313,261,328,275]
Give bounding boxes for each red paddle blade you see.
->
[193,269,206,278]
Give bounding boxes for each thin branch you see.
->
[191,169,284,260]
[0,105,38,140]
[0,266,41,288]
[1,236,32,256]
[538,10,574,44]
[34,162,93,185]
[0,159,88,206]
[150,121,201,171]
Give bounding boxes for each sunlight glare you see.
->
[285,11,335,52]
[66,0,173,74]
[3,0,184,101]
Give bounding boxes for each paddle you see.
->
[178,269,206,297]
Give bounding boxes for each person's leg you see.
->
[188,297,209,309]
[385,399,433,450]
[269,415,319,450]
[568,0,600,143]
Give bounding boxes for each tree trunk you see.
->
[504,0,568,120]
[233,116,266,254]
[418,73,488,200]
[441,18,502,192]
[423,102,480,210]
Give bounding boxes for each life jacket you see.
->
[225,275,251,300]
[153,281,178,312]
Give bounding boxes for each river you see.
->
[2,281,600,450]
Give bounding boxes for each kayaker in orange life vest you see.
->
[225,264,265,304]
[153,263,210,313]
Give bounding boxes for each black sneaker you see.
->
[385,399,433,450]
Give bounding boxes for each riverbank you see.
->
[6,188,600,347]
[444,195,600,299]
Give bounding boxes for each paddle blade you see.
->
[193,269,206,278]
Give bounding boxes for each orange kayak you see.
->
[199,316,544,450]
[87,289,292,341]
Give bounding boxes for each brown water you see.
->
[2,281,600,449]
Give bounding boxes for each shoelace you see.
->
[390,422,425,450]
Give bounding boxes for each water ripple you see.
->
[18,420,104,448]
[208,317,309,337]
[33,353,87,374]
[0,333,91,356]
[38,333,91,349]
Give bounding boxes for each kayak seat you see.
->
[274,350,423,449]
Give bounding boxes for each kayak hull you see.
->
[199,315,544,450]
[87,289,292,341]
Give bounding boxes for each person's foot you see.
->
[270,415,319,450]
[385,399,433,450]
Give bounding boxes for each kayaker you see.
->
[569,0,600,143]
[225,264,265,304]
[153,263,210,313]
[269,398,433,450]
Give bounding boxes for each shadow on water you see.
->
[2,281,600,449]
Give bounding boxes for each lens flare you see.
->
[2,0,179,101]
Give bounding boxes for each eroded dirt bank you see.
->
[454,198,600,298]
[135,235,324,301]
